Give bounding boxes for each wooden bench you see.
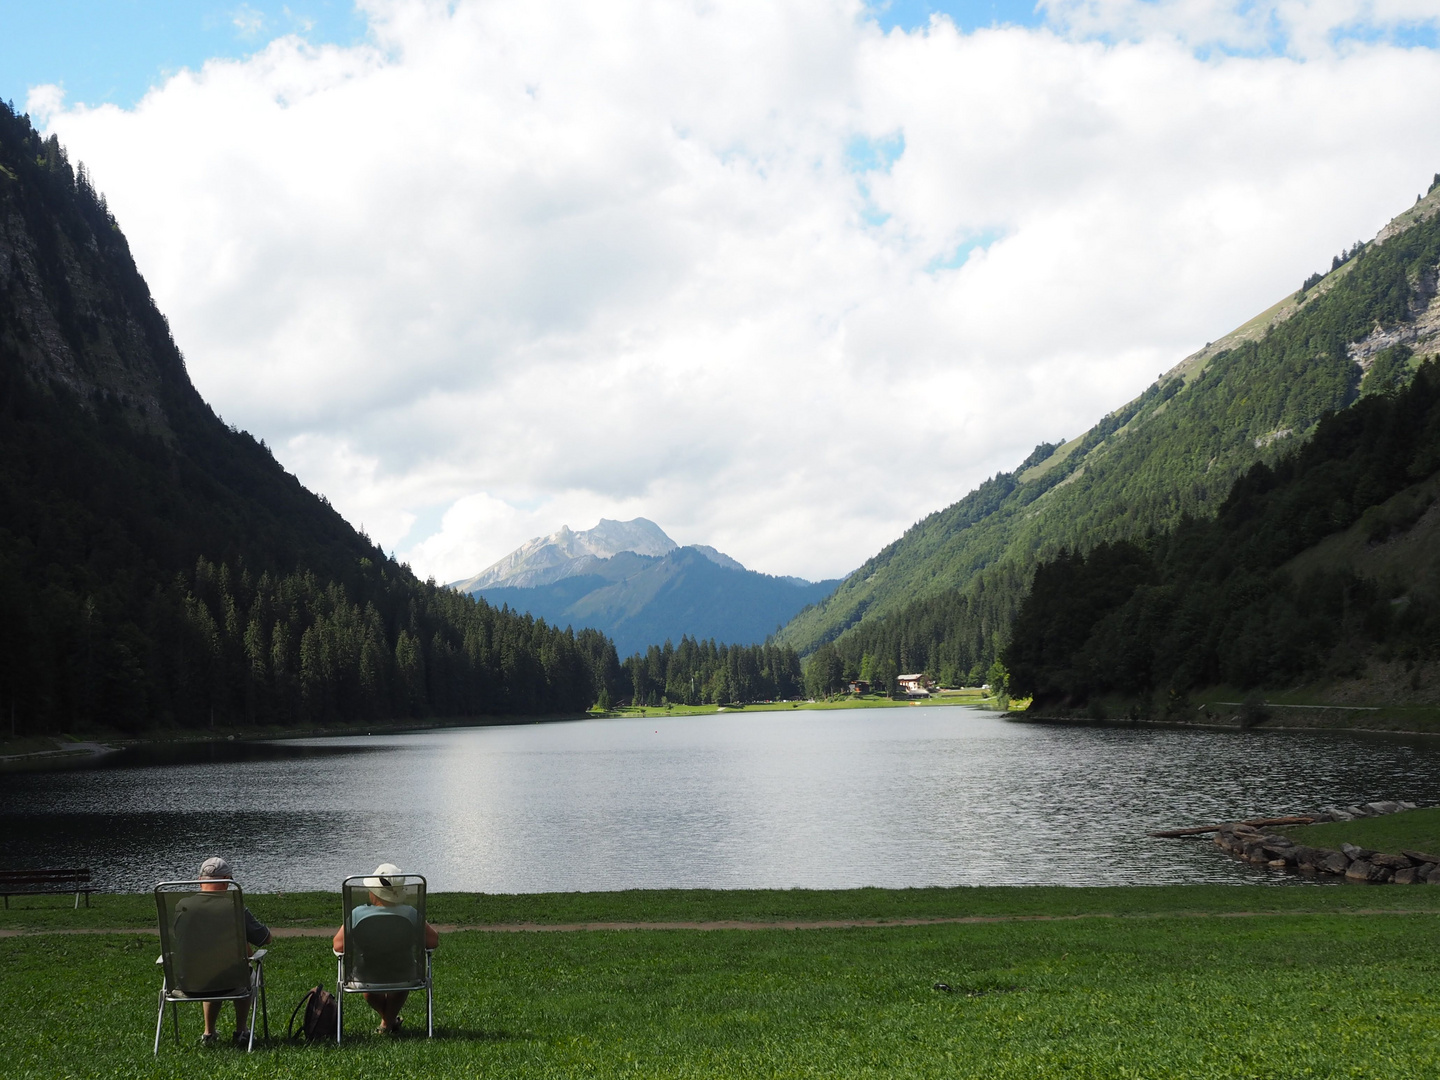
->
[0,868,94,908]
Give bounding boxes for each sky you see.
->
[10,0,1440,584]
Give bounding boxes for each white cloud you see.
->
[232,4,268,38]
[30,0,1440,584]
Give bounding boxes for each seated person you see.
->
[172,856,271,1047]
[332,862,439,1035]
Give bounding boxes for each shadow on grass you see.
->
[325,1027,526,1045]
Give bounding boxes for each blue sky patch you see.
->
[1,1,368,110]
[845,132,906,174]
[927,229,1005,271]
[867,0,1044,33]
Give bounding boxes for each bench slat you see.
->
[0,868,95,908]
[0,870,91,884]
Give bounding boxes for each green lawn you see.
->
[7,883,1440,932]
[7,887,1440,1077]
[1281,805,1440,855]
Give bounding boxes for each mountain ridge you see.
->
[458,522,837,656]
[782,177,1440,682]
[0,105,615,734]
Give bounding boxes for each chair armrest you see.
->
[250,948,267,963]
[332,948,342,957]
[155,956,163,965]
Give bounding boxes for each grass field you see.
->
[6,885,1440,1077]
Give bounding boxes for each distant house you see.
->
[848,679,871,695]
[896,673,934,697]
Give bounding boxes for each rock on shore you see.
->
[1211,801,1430,882]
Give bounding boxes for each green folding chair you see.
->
[334,873,434,1041]
[153,880,268,1053]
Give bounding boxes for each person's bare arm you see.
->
[332,926,345,952]
[425,922,439,950]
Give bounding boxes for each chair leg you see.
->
[153,988,166,1056]
[246,974,258,1052]
[259,963,269,1042]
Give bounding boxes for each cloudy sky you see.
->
[11,0,1440,583]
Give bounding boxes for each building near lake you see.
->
[897,674,934,696]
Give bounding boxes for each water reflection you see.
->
[4,709,1440,893]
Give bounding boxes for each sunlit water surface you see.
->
[6,709,1440,892]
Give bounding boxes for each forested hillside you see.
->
[0,103,614,735]
[1005,360,1440,710]
[782,178,1440,685]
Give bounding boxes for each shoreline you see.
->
[0,694,1010,767]
[1010,709,1440,737]
[9,692,1436,770]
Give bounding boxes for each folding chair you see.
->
[153,880,268,1054]
[334,872,434,1041]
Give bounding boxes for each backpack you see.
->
[287,985,338,1043]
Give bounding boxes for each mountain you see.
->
[782,176,1440,687]
[454,519,839,656]
[1005,360,1440,712]
[0,105,615,736]
[454,517,678,590]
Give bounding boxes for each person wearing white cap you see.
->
[180,856,271,1047]
[331,863,439,1035]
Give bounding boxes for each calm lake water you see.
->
[5,708,1440,893]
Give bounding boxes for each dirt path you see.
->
[2,908,1435,938]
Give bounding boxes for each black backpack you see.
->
[287,985,338,1043]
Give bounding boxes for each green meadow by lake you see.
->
[6,885,1440,1078]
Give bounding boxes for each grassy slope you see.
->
[1281,806,1440,855]
[780,186,1440,658]
[1285,471,1440,601]
[9,888,1440,1077]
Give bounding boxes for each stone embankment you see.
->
[1214,801,1438,883]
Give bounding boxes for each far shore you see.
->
[12,685,1436,769]
[0,691,1011,768]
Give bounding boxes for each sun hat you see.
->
[198,856,232,880]
[363,863,408,904]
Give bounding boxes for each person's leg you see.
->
[202,1000,219,1037]
[234,995,251,1037]
[362,991,409,1031]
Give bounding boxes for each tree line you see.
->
[618,638,804,707]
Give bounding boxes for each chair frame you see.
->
[334,873,434,1042]
[152,879,269,1054]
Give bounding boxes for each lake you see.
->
[4,708,1440,893]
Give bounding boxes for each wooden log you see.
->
[1150,816,1314,838]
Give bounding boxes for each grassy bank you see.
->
[604,689,1015,719]
[6,886,1440,1077]
[1280,805,1440,855]
[6,883,1440,933]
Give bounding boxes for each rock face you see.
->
[454,518,682,591]
[1209,802,1430,884]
